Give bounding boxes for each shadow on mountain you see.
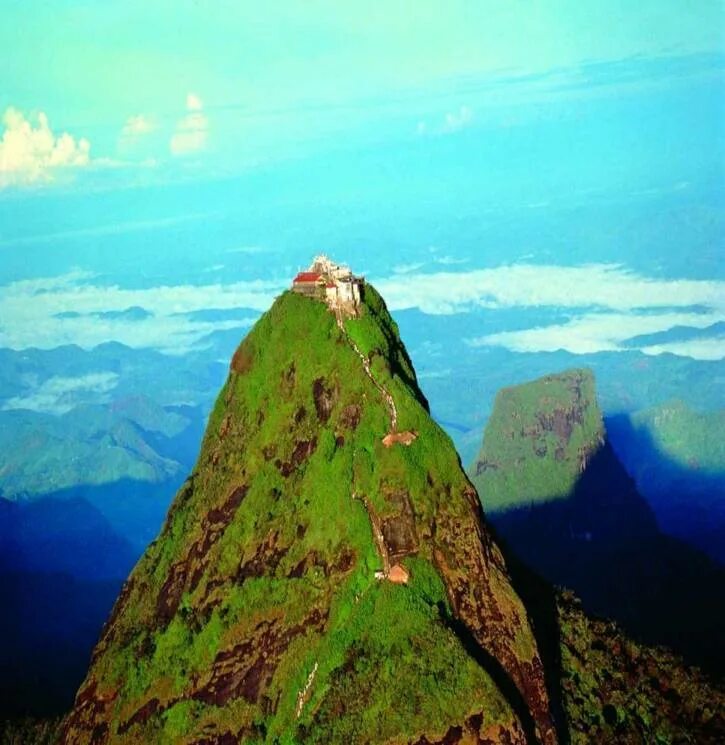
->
[436,600,539,745]
[488,441,725,679]
[492,536,572,745]
[0,495,153,718]
[33,476,181,554]
[0,570,124,718]
[606,413,725,566]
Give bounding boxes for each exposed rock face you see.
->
[61,286,556,744]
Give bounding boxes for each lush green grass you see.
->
[301,562,514,744]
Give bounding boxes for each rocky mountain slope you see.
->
[469,370,604,512]
[61,286,557,744]
[60,289,723,744]
[470,369,725,676]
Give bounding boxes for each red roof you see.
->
[293,271,322,283]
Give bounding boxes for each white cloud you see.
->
[0,107,91,186]
[170,92,208,156]
[2,372,119,414]
[417,105,474,136]
[393,262,425,274]
[468,311,724,358]
[226,245,268,255]
[121,114,156,140]
[186,93,203,112]
[442,105,474,133]
[0,270,281,352]
[375,263,725,361]
[641,337,725,361]
[375,263,725,316]
[2,263,723,362]
[434,255,468,266]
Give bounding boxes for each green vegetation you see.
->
[469,368,604,512]
[303,576,513,744]
[63,285,545,744]
[628,400,724,472]
[557,591,724,744]
[59,287,723,745]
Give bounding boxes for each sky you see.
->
[2,1,723,180]
[0,2,723,403]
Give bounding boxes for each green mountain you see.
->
[469,369,604,512]
[60,289,723,744]
[60,287,557,744]
[470,369,725,676]
[627,400,724,469]
[0,397,189,499]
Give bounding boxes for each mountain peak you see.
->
[471,367,725,677]
[471,367,605,512]
[61,281,556,744]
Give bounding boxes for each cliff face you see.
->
[470,369,606,512]
[61,286,556,744]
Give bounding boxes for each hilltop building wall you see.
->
[292,255,363,317]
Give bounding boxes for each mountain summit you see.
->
[62,278,556,743]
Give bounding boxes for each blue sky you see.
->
[2,1,723,179]
[0,2,723,378]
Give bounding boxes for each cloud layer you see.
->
[122,114,156,137]
[0,107,91,186]
[0,270,280,352]
[376,263,725,361]
[1,263,722,362]
[470,311,724,360]
[170,93,209,155]
[376,263,724,315]
[2,372,119,414]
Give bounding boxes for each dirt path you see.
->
[355,493,390,575]
[335,310,398,431]
[295,661,318,718]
